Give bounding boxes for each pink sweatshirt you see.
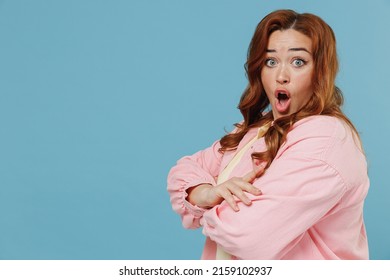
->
[167,116,369,259]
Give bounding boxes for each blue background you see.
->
[0,0,389,259]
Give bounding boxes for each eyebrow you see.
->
[266,48,311,54]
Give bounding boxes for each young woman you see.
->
[167,9,369,260]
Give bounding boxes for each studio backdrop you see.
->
[0,0,389,259]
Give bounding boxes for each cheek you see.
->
[292,71,314,106]
[261,71,273,91]
[296,71,313,93]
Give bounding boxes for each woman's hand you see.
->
[187,168,263,212]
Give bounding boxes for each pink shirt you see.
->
[167,116,369,259]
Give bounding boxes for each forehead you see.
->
[267,29,312,52]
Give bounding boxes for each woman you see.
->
[167,9,369,260]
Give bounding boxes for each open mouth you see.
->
[277,92,289,102]
[274,90,291,113]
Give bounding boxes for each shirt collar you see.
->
[256,122,272,139]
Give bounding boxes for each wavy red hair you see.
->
[219,9,360,169]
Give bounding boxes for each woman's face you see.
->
[261,29,314,120]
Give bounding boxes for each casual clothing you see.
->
[215,123,271,259]
[167,115,369,259]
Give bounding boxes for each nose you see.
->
[276,65,290,85]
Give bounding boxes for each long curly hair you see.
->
[219,9,360,169]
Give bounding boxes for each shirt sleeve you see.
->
[201,121,349,259]
[167,139,224,229]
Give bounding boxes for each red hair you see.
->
[219,9,360,169]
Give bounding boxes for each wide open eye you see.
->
[265,58,277,67]
[292,58,306,67]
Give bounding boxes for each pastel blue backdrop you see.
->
[0,0,389,259]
